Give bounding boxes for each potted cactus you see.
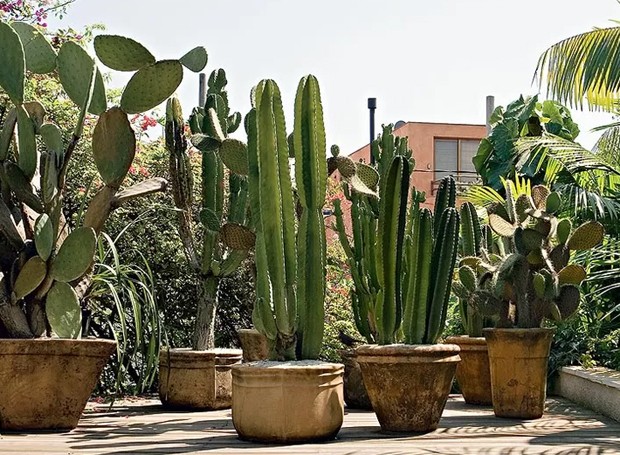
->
[444,201,495,405]
[160,69,253,410]
[454,182,604,419]
[0,24,195,429]
[333,125,461,433]
[230,76,344,444]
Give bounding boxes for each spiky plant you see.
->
[0,23,204,338]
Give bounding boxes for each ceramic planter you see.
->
[357,344,460,432]
[444,336,492,405]
[0,338,116,431]
[231,361,344,443]
[339,349,372,410]
[159,348,242,410]
[237,329,269,362]
[483,328,555,419]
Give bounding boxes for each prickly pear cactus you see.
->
[454,180,604,328]
[164,68,253,351]
[0,23,182,339]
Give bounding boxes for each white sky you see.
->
[49,0,620,153]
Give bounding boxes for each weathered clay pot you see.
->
[232,361,344,443]
[339,349,372,410]
[357,344,461,432]
[237,328,268,362]
[159,348,242,410]
[484,328,554,419]
[444,336,492,405]
[0,338,116,431]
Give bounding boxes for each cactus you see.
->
[332,124,460,345]
[0,24,184,339]
[246,76,327,360]
[455,181,604,328]
[164,69,252,350]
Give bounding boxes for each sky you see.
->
[49,0,620,153]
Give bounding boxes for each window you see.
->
[434,138,480,183]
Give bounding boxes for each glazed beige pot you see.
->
[444,336,492,405]
[357,344,461,433]
[339,349,372,410]
[237,328,269,362]
[484,328,554,419]
[0,338,116,431]
[232,361,344,443]
[159,348,242,410]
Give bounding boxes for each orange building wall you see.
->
[348,122,487,207]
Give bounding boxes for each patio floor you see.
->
[0,396,619,454]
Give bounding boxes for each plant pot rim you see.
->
[356,343,461,357]
[0,337,116,356]
[482,327,556,334]
[0,337,116,344]
[444,335,487,345]
[160,347,242,360]
[233,360,343,370]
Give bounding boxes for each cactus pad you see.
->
[531,185,550,209]
[0,108,17,161]
[120,60,183,114]
[521,228,545,251]
[219,138,249,175]
[4,162,43,212]
[227,112,242,134]
[191,133,220,152]
[331,144,340,157]
[459,265,477,292]
[57,41,107,115]
[40,123,64,153]
[94,35,155,71]
[567,221,604,250]
[558,264,587,285]
[92,107,136,188]
[515,194,533,224]
[557,218,572,245]
[549,244,570,271]
[556,285,580,319]
[355,162,380,190]
[179,46,208,72]
[46,281,81,339]
[545,191,562,214]
[533,272,546,298]
[34,214,54,261]
[200,208,221,232]
[13,255,46,301]
[220,223,255,250]
[335,156,356,178]
[0,21,25,104]
[348,174,377,196]
[11,22,56,74]
[16,104,37,180]
[49,227,96,283]
[489,213,516,237]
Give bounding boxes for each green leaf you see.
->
[94,34,155,71]
[11,22,56,74]
[92,107,136,187]
[57,41,107,115]
[179,46,208,72]
[13,256,47,301]
[50,227,96,283]
[46,281,81,339]
[120,60,183,114]
[34,214,54,261]
[0,21,25,104]
[40,123,64,153]
[16,104,37,180]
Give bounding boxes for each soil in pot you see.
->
[444,336,492,405]
[357,344,461,433]
[232,360,344,443]
[484,328,554,419]
[339,349,372,410]
[0,338,116,431]
[159,348,242,410]
[237,329,268,362]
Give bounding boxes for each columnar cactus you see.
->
[164,68,253,351]
[0,24,201,338]
[247,76,327,360]
[453,181,604,328]
[333,125,460,345]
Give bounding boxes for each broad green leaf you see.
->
[120,60,183,114]
[46,281,81,339]
[0,21,25,104]
[34,214,54,261]
[50,227,96,282]
[179,46,208,72]
[92,107,136,187]
[13,256,47,301]
[11,22,56,74]
[94,34,155,71]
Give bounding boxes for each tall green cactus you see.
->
[164,68,253,351]
[247,76,327,361]
[0,25,190,339]
[453,181,605,328]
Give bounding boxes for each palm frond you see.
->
[463,184,504,207]
[535,26,620,111]
[593,124,620,168]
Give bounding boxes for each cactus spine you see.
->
[248,76,327,360]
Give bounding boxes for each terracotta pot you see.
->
[232,361,344,443]
[237,328,268,362]
[483,328,555,419]
[339,349,372,410]
[159,348,242,410]
[444,336,492,405]
[357,344,460,432]
[0,338,116,431]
